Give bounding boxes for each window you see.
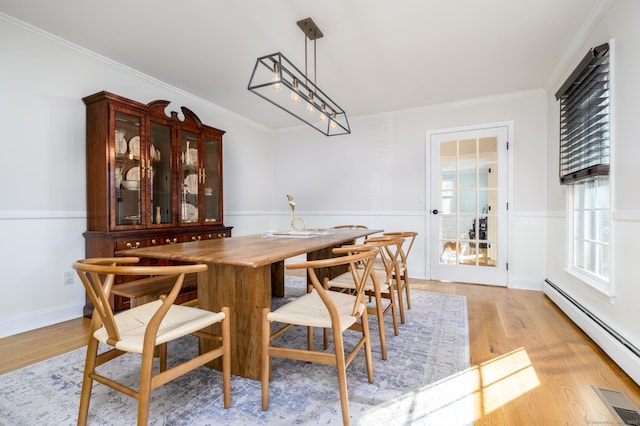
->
[556,42,611,293]
[570,177,610,289]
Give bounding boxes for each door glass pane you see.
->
[204,136,220,223]
[459,190,476,214]
[150,122,172,225]
[459,138,477,189]
[440,156,456,215]
[478,190,490,214]
[181,130,199,224]
[441,215,456,239]
[440,240,458,265]
[439,136,498,269]
[115,111,141,226]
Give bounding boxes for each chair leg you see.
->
[332,326,351,426]
[77,336,99,426]
[221,306,231,409]
[307,326,316,351]
[388,284,399,336]
[403,270,412,310]
[361,310,374,384]
[261,308,271,411]
[396,276,406,324]
[371,290,387,360]
[137,346,155,425]
[323,328,328,350]
[158,343,167,372]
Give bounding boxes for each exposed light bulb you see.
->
[320,102,328,121]
[272,63,281,91]
[330,112,338,129]
[291,79,301,103]
[306,91,315,113]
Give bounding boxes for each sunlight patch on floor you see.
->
[356,369,475,425]
[356,348,539,424]
[472,347,540,419]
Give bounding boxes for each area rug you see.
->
[0,277,473,425]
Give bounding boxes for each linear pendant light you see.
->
[247,18,350,136]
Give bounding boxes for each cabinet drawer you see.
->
[115,236,165,251]
[181,231,227,243]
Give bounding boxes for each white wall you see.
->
[0,15,274,337]
[545,0,640,383]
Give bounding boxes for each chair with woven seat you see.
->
[73,257,231,426]
[326,236,402,360]
[261,246,379,426]
[382,231,417,318]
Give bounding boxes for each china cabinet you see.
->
[82,91,231,316]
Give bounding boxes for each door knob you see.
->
[432,209,439,215]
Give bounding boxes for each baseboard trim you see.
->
[543,279,640,386]
[508,277,542,291]
[0,303,84,339]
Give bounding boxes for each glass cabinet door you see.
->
[150,121,173,225]
[203,135,221,223]
[180,130,199,224]
[114,110,142,227]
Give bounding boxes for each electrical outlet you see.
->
[64,271,74,286]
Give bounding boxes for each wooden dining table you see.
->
[117,228,381,380]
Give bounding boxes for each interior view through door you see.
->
[429,125,508,286]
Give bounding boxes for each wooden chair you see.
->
[326,237,402,360]
[73,257,231,426]
[261,246,379,426]
[332,224,375,249]
[382,231,417,316]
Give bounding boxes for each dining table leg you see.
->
[198,262,272,380]
[271,261,285,297]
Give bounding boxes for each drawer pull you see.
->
[166,238,178,245]
[192,235,202,241]
[126,242,141,249]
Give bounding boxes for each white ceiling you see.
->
[1,0,604,130]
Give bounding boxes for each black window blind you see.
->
[555,43,610,185]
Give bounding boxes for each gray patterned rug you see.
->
[0,277,473,425]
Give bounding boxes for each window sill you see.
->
[564,266,615,303]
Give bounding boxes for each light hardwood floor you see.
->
[2,278,639,424]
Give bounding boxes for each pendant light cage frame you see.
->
[247,18,350,136]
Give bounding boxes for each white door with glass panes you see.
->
[428,125,509,286]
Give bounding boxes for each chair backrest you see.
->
[333,224,368,229]
[382,231,417,267]
[72,257,207,345]
[286,247,378,319]
[364,235,405,283]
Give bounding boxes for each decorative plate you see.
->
[125,166,140,181]
[129,136,140,158]
[184,203,198,222]
[184,174,198,194]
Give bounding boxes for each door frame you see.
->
[425,121,514,286]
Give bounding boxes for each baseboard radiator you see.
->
[544,279,640,385]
